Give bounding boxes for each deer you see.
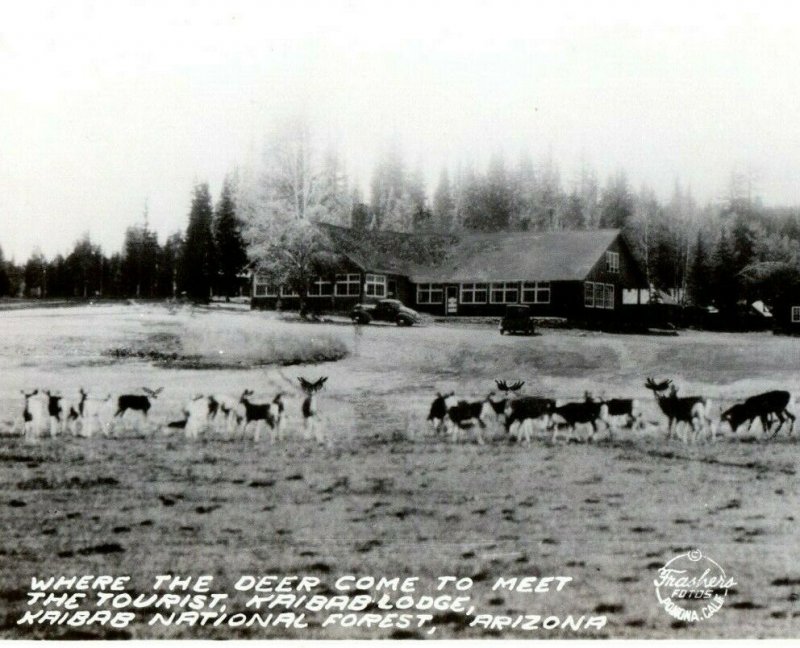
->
[486,379,526,420]
[503,394,556,444]
[645,378,714,443]
[77,388,113,437]
[113,387,163,434]
[239,390,286,442]
[20,390,48,441]
[720,390,796,439]
[550,392,611,442]
[299,376,327,444]
[43,390,80,437]
[427,391,455,435]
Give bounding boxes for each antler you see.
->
[645,378,671,392]
[298,377,328,393]
[496,379,525,392]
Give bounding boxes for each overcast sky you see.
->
[3,0,800,260]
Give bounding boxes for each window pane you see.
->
[605,285,614,309]
[584,282,594,307]
[594,283,603,307]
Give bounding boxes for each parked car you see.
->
[500,304,536,335]
[351,299,421,326]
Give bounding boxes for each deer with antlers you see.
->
[487,379,526,418]
[299,376,328,444]
[645,378,714,443]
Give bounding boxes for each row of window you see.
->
[584,282,615,309]
[792,306,800,323]
[254,274,388,299]
[418,282,551,305]
[255,276,617,310]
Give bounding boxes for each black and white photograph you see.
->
[1,0,800,640]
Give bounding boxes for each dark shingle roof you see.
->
[319,223,449,275]
[409,229,621,283]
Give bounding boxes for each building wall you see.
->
[250,269,411,314]
[250,234,651,329]
[773,301,800,334]
[412,281,570,317]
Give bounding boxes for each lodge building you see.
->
[252,227,651,326]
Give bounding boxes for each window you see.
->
[335,274,360,296]
[253,275,278,297]
[460,283,488,304]
[490,282,519,304]
[365,274,386,298]
[417,283,444,304]
[622,289,638,305]
[606,251,620,273]
[604,284,615,309]
[280,286,298,297]
[308,276,333,297]
[792,306,800,323]
[522,281,550,304]
[584,282,615,309]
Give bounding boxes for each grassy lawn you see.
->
[0,304,799,639]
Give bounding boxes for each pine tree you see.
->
[159,232,184,298]
[689,231,711,306]
[712,229,737,311]
[213,176,248,299]
[599,171,634,229]
[432,168,455,231]
[181,182,217,301]
[0,245,10,297]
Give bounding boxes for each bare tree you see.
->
[241,118,340,316]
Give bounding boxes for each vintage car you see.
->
[350,299,421,326]
[499,304,536,335]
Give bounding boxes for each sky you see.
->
[3,0,800,260]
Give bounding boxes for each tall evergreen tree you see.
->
[213,176,248,299]
[689,230,712,306]
[181,182,217,301]
[24,250,47,297]
[712,229,738,311]
[66,234,103,297]
[599,171,634,228]
[159,232,184,298]
[432,168,456,231]
[370,143,415,232]
[0,245,10,297]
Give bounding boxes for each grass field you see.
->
[1,303,799,639]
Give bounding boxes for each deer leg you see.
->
[783,409,795,435]
[475,420,485,446]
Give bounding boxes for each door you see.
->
[446,285,458,315]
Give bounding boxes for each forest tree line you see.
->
[3,120,800,312]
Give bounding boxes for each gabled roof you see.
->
[409,229,622,283]
[319,223,447,276]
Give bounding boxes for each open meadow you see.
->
[1,303,799,639]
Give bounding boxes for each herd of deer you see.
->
[427,378,797,445]
[17,378,329,444]
[15,375,797,447]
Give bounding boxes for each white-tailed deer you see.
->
[299,376,327,444]
[645,378,713,443]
